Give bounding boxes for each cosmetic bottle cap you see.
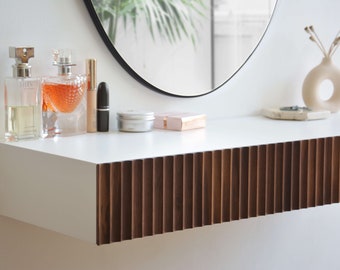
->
[97,82,109,109]
[9,46,34,78]
[52,49,75,75]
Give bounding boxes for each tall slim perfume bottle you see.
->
[41,49,87,137]
[4,47,41,141]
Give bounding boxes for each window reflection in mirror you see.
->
[86,0,277,97]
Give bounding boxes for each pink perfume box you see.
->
[154,112,206,131]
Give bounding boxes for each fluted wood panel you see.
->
[97,137,340,245]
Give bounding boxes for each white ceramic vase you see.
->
[302,56,340,112]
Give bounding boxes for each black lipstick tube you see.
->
[97,82,109,132]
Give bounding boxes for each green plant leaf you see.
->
[93,0,207,46]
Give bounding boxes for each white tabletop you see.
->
[2,114,340,164]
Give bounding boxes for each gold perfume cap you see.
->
[9,47,34,78]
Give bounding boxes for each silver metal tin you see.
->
[117,110,155,132]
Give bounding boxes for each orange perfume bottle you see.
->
[42,49,86,137]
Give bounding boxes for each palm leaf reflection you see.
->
[92,0,206,46]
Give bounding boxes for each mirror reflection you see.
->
[85,0,277,96]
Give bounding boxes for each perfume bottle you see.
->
[42,49,87,137]
[4,47,41,141]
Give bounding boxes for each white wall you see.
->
[1,0,340,269]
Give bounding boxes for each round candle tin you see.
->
[117,110,155,132]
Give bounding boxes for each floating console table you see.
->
[1,116,340,245]
[97,136,340,244]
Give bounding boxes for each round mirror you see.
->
[84,0,277,97]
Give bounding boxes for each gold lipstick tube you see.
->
[86,59,97,132]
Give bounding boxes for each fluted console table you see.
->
[1,115,340,245]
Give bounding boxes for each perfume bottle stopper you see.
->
[53,49,76,75]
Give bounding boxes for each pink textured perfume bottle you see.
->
[42,49,87,137]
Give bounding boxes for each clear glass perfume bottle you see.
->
[41,49,87,137]
[4,47,41,141]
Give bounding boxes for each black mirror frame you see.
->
[83,0,277,98]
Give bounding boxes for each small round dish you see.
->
[117,110,155,132]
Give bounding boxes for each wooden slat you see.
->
[331,137,340,203]
[257,145,266,216]
[109,163,121,243]
[324,138,332,204]
[274,143,283,213]
[283,142,292,211]
[163,156,174,233]
[240,147,249,219]
[97,137,340,245]
[203,151,213,225]
[153,157,163,234]
[316,139,324,206]
[248,146,258,217]
[132,160,143,238]
[307,139,316,207]
[213,151,222,224]
[266,144,275,214]
[143,159,153,237]
[291,141,300,210]
[193,153,203,227]
[184,154,194,229]
[221,149,231,222]
[96,164,110,245]
[174,155,184,231]
[121,161,132,241]
[230,148,240,220]
[300,140,308,209]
